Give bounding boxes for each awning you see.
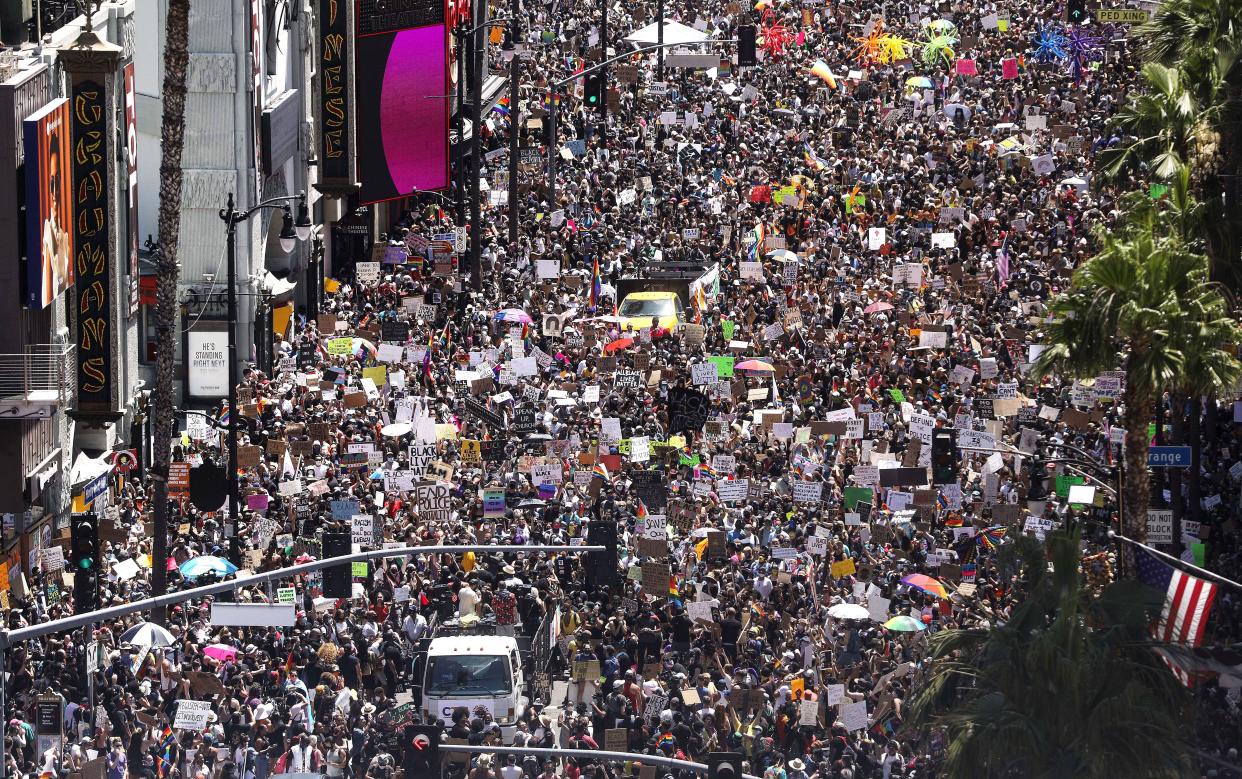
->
[71,450,113,510]
[623,19,711,47]
[459,74,509,144]
[273,302,294,341]
[261,271,297,299]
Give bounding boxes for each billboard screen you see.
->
[355,23,449,204]
[23,99,73,309]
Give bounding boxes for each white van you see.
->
[421,634,527,737]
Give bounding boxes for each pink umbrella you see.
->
[864,301,894,314]
[203,644,238,662]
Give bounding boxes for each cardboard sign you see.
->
[641,562,671,599]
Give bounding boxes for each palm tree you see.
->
[1032,210,1241,559]
[1133,0,1242,278]
[150,0,192,625]
[908,530,1197,777]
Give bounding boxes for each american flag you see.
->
[1136,547,1217,647]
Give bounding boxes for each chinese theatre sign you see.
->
[318,0,356,193]
[71,79,112,410]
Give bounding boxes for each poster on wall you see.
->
[355,2,449,204]
[188,331,229,397]
[23,99,73,309]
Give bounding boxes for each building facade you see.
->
[133,0,320,404]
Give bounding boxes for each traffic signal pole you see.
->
[0,543,604,776]
[544,38,735,207]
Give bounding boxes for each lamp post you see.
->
[503,11,522,246]
[459,16,514,293]
[217,191,311,562]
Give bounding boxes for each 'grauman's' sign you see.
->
[317,0,356,194]
[71,78,112,410]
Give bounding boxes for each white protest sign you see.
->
[173,700,214,730]
[840,700,869,731]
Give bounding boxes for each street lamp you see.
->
[457,16,513,293]
[217,190,312,563]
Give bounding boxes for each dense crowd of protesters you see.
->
[2,0,1241,777]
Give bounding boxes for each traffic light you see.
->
[585,520,619,592]
[738,26,757,66]
[71,513,99,613]
[584,74,604,113]
[707,752,744,779]
[404,724,440,777]
[322,531,351,599]
[931,429,959,485]
[1066,0,1086,23]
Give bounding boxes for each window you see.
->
[425,655,513,697]
[618,298,675,317]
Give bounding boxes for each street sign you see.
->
[1147,446,1191,467]
[1095,8,1149,22]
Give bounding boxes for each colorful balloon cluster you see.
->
[850,20,913,65]
[1029,22,1102,81]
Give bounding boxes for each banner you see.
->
[24,99,73,309]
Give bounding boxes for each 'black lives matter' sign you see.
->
[667,387,710,434]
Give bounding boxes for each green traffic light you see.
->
[78,557,93,570]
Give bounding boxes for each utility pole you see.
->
[468,1,485,292]
[657,0,665,81]
[455,24,467,226]
[507,0,520,246]
[599,0,608,127]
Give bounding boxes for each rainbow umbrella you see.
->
[977,526,1008,551]
[900,573,949,599]
[882,615,927,632]
[736,359,776,374]
[494,308,534,324]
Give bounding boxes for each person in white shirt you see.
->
[458,580,479,617]
[499,754,524,779]
[286,734,322,772]
[881,740,906,779]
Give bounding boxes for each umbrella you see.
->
[883,616,928,632]
[203,644,238,662]
[736,359,776,374]
[864,301,894,314]
[119,622,176,647]
[381,422,412,437]
[927,19,956,31]
[351,338,377,358]
[901,573,949,599]
[604,337,635,353]
[179,555,239,580]
[977,526,1008,551]
[905,76,934,88]
[828,603,871,620]
[767,248,799,263]
[494,308,533,324]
